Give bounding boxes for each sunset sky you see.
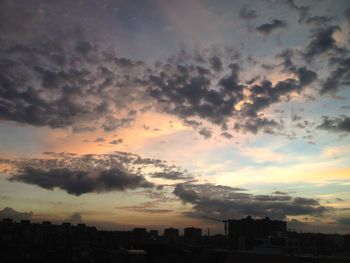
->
[0,0,350,234]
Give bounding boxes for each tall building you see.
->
[227,216,286,250]
[184,227,202,244]
[163,228,179,238]
[132,228,148,241]
[149,230,158,239]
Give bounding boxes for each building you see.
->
[184,227,202,244]
[150,230,158,239]
[227,216,287,250]
[163,228,179,238]
[132,228,148,241]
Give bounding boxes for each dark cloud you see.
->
[304,26,341,60]
[110,138,123,145]
[220,131,233,139]
[256,19,287,35]
[183,119,202,129]
[94,137,105,142]
[173,184,199,203]
[303,15,332,26]
[293,197,319,206]
[272,191,289,195]
[0,207,33,221]
[239,5,258,20]
[10,167,154,196]
[199,128,212,139]
[0,4,345,140]
[345,9,350,23]
[321,56,350,94]
[126,208,172,214]
[148,52,244,129]
[235,117,279,134]
[318,116,350,133]
[210,56,223,72]
[117,201,173,214]
[277,50,317,86]
[2,151,196,194]
[337,217,350,226]
[237,69,315,133]
[151,171,193,181]
[285,0,332,26]
[254,194,292,202]
[0,37,148,130]
[149,53,305,134]
[173,183,330,220]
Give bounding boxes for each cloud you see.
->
[110,138,123,145]
[199,128,212,139]
[277,50,318,86]
[337,217,350,226]
[320,56,350,94]
[272,191,289,195]
[304,26,341,60]
[220,131,233,139]
[116,202,173,214]
[210,56,223,72]
[235,117,279,134]
[288,218,349,234]
[0,0,39,38]
[286,0,332,26]
[183,119,202,129]
[345,9,350,23]
[0,207,33,221]
[0,37,149,130]
[151,171,193,180]
[254,194,292,202]
[256,19,287,35]
[125,208,172,214]
[239,5,258,20]
[2,151,196,195]
[173,183,331,220]
[318,116,350,133]
[10,167,154,196]
[173,184,199,203]
[0,7,346,139]
[94,137,105,142]
[148,52,244,129]
[293,197,319,206]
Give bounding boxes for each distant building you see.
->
[150,230,158,239]
[132,228,148,241]
[20,219,30,225]
[227,216,287,250]
[184,227,202,244]
[2,218,13,224]
[164,227,179,238]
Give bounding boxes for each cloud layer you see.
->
[173,183,331,220]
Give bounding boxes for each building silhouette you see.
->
[163,227,179,238]
[0,216,349,263]
[184,227,202,244]
[228,216,286,250]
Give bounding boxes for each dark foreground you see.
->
[1,218,349,263]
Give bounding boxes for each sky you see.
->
[0,0,350,234]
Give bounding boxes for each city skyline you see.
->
[0,0,350,234]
